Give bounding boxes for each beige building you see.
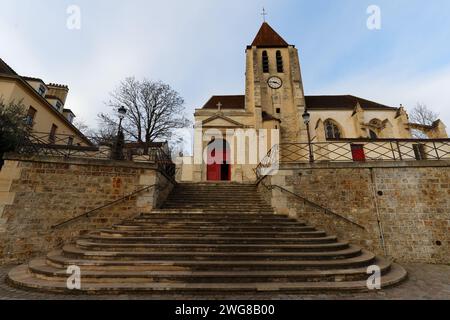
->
[180,22,448,183]
[0,58,91,146]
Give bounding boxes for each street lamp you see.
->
[112,106,127,160]
[117,106,127,130]
[302,110,314,163]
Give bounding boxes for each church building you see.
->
[181,22,448,183]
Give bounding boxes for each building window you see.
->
[49,124,58,144]
[25,107,37,127]
[262,51,269,73]
[67,137,74,146]
[67,114,74,123]
[324,120,341,139]
[276,50,284,73]
[38,84,46,96]
[276,108,281,114]
[56,101,62,111]
[369,130,378,140]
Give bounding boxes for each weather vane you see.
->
[261,7,268,22]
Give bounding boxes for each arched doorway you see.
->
[207,138,231,181]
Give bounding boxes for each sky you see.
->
[1,0,450,130]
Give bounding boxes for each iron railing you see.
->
[256,138,450,180]
[50,183,175,230]
[14,131,176,178]
[259,180,366,230]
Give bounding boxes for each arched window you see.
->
[262,51,269,73]
[324,120,342,139]
[276,51,284,73]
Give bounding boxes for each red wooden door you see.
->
[207,149,230,181]
[351,144,366,162]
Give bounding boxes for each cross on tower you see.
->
[261,7,268,22]
[216,102,222,111]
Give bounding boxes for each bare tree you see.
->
[73,118,91,135]
[98,77,190,145]
[409,103,440,139]
[409,103,439,126]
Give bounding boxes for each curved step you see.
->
[112,225,316,232]
[61,244,362,261]
[8,262,407,294]
[97,230,328,239]
[75,239,350,252]
[27,257,393,283]
[80,234,339,245]
[46,249,376,271]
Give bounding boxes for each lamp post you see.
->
[112,106,127,160]
[302,110,314,163]
[117,105,127,132]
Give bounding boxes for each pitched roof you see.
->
[202,95,245,110]
[305,95,397,111]
[0,58,18,75]
[250,22,289,48]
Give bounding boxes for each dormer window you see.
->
[67,113,74,123]
[38,84,46,96]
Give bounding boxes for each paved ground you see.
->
[0,263,449,300]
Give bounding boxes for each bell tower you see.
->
[245,22,307,143]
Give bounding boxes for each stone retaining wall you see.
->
[258,161,450,264]
[0,154,174,264]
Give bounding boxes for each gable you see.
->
[201,114,245,128]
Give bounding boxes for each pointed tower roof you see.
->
[250,22,290,48]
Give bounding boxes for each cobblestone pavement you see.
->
[0,263,449,300]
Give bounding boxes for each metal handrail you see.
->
[259,179,366,230]
[50,183,173,229]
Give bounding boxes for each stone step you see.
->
[81,234,339,245]
[144,210,279,215]
[9,261,408,294]
[75,240,350,253]
[8,262,408,294]
[115,221,309,228]
[133,213,298,222]
[97,229,327,239]
[27,257,392,283]
[62,245,362,261]
[112,225,317,232]
[46,249,377,271]
[162,204,272,208]
[6,182,408,295]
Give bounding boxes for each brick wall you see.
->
[258,161,450,264]
[0,155,174,263]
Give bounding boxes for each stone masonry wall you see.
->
[258,161,450,264]
[0,155,174,264]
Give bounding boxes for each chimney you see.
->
[46,83,69,104]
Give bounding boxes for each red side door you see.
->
[351,144,366,162]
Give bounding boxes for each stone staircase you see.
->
[8,182,407,295]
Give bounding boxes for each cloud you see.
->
[311,63,450,129]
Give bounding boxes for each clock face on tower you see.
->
[267,76,283,89]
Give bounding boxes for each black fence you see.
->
[14,131,176,178]
[256,139,450,179]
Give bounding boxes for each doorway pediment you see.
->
[201,114,245,128]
